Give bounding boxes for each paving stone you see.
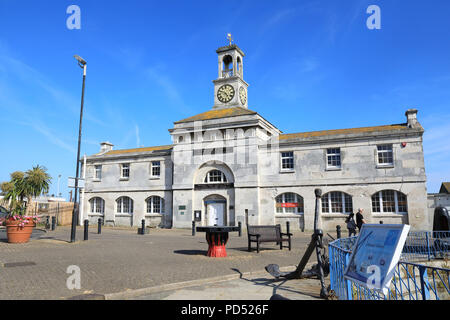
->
[0,226,324,300]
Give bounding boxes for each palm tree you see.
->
[25,166,51,215]
[3,166,51,217]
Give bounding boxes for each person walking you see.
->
[345,213,357,237]
[355,208,366,232]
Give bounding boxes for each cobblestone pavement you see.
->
[0,226,324,300]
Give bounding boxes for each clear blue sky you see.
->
[0,0,449,199]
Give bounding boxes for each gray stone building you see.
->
[81,43,429,231]
[427,182,450,226]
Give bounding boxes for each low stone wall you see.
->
[29,202,75,226]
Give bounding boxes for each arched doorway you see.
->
[204,194,227,226]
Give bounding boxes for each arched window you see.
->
[89,197,105,214]
[322,192,353,214]
[236,56,242,76]
[275,193,304,214]
[146,196,165,214]
[222,55,233,77]
[372,190,407,214]
[116,196,133,214]
[204,170,228,183]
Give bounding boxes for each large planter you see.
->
[6,219,36,243]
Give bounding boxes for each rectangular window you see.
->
[377,145,394,166]
[151,161,161,177]
[326,148,341,169]
[121,163,130,178]
[281,151,294,171]
[94,165,102,180]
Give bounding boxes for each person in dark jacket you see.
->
[355,208,366,231]
[345,213,357,237]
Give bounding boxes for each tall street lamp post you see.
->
[70,55,87,243]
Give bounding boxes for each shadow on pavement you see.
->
[173,249,208,256]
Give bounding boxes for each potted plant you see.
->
[0,166,51,243]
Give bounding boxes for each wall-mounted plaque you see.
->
[194,210,202,222]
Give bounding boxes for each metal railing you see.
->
[328,231,450,300]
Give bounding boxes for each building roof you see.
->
[102,145,173,156]
[216,44,245,56]
[440,183,450,194]
[279,123,411,140]
[174,107,257,124]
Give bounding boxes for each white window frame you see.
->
[322,192,353,214]
[372,190,407,214]
[120,163,130,179]
[204,170,227,183]
[94,165,102,180]
[326,148,341,170]
[116,197,133,214]
[146,196,165,214]
[151,161,161,178]
[90,197,104,214]
[275,193,304,215]
[377,144,394,167]
[280,151,294,172]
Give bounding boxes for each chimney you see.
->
[100,141,114,153]
[405,109,419,128]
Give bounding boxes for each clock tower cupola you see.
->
[213,35,249,109]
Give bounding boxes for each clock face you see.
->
[239,87,247,105]
[217,84,235,103]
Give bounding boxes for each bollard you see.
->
[192,221,196,236]
[238,221,242,237]
[98,218,102,234]
[45,216,50,229]
[51,216,56,231]
[336,225,341,239]
[286,221,290,236]
[141,219,146,235]
[84,219,89,241]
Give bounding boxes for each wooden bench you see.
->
[247,224,292,253]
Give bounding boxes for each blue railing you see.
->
[328,231,450,300]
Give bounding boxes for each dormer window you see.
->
[204,170,227,183]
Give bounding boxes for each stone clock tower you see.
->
[213,41,249,109]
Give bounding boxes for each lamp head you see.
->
[74,55,87,66]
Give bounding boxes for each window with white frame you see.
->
[121,163,130,178]
[280,151,294,171]
[89,197,105,214]
[204,170,227,183]
[116,196,133,214]
[372,190,407,214]
[94,165,102,180]
[377,144,394,166]
[321,192,353,214]
[326,148,341,169]
[151,161,161,177]
[275,193,304,214]
[146,196,165,214]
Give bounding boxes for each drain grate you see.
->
[3,261,36,268]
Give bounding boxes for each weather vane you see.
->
[227,33,233,46]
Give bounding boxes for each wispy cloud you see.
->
[135,124,141,147]
[422,113,450,192]
[0,52,106,127]
[1,117,77,155]
[146,66,194,116]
